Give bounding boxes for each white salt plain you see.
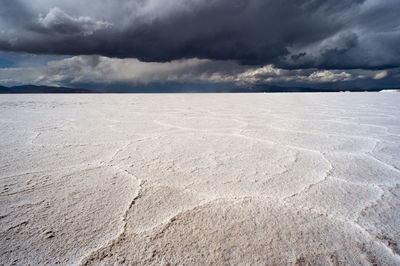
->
[0,92,400,265]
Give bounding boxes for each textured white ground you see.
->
[1,93,400,265]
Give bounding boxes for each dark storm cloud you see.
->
[0,0,32,24]
[0,0,399,70]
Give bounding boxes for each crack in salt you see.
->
[79,169,143,265]
[78,140,144,265]
[81,194,400,264]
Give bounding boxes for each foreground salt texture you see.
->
[1,93,400,265]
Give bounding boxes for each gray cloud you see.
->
[1,0,398,71]
[32,7,112,36]
[34,56,248,85]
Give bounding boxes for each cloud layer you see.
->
[2,55,398,89]
[1,0,399,70]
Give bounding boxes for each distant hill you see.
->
[0,85,92,94]
[0,84,398,93]
[0,85,8,91]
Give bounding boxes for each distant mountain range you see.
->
[0,85,92,94]
[0,84,398,94]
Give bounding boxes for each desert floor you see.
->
[1,93,400,265]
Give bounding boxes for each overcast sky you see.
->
[0,0,399,89]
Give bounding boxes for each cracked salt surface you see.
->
[1,92,400,265]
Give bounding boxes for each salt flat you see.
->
[1,92,400,265]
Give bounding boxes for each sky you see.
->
[0,0,399,90]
